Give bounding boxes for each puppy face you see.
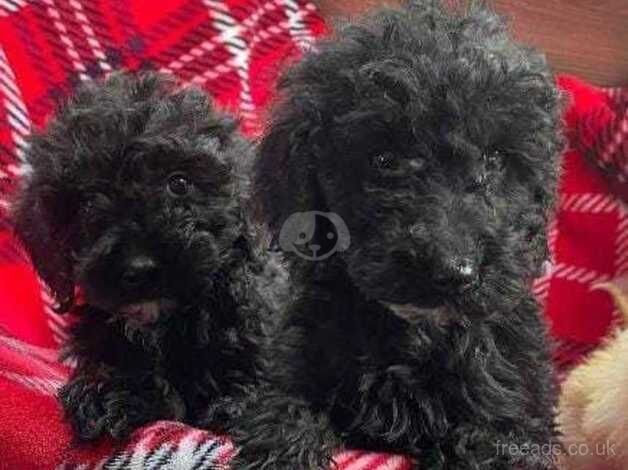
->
[13,72,247,323]
[72,136,240,322]
[256,4,561,315]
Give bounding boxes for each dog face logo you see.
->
[279,212,350,261]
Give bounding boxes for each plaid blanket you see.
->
[535,76,628,370]
[0,1,626,468]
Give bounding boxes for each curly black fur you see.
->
[11,71,263,440]
[229,1,562,469]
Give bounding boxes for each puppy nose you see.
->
[121,255,160,288]
[433,256,478,293]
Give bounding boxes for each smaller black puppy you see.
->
[12,72,261,440]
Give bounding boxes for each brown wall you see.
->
[316,0,628,87]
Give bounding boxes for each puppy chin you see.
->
[380,296,475,327]
[118,299,178,325]
[382,301,447,323]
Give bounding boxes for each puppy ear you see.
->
[525,189,555,275]
[12,178,75,313]
[254,103,325,238]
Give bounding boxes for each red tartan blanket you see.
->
[0,1,626,468]
[535,76,628,369]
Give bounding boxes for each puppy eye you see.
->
[80,198,95,215]
[167,173,191,197]
[484,150,501,169]
[409,223,426,239]
[465,172,487,193]
[466,150,501,193]
[370,151,397,170]
[408,159,425,172]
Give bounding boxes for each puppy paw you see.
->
[198,395,246,432]
[60,381,139,439]
[59,374,182,440]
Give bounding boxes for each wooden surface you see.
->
[315,0,628,87]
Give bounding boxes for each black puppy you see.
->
[12,72,262,440]
[229,1,562,469]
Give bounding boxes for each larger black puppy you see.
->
[12,72,262,440]
[230,1,562,469]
